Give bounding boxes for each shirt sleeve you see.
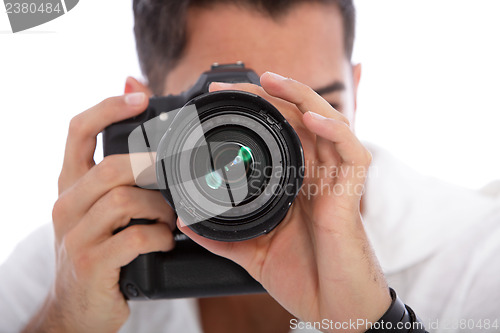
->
[0,223,55,333]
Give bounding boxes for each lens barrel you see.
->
[156,91,304,241]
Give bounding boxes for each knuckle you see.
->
[73,250,94,278]
[68,114,89,137]
[57,174,66,193]
[107,186,132,209]
[52,196,69,229]
[125,226,147,249]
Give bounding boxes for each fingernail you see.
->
[265,71,287,81]
[125,92,146,106]
[307,111,326,120]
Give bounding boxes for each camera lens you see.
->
[156,91,304,241]
[192,126,271,208]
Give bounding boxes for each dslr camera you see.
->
[103,63,304,299]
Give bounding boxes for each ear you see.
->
[124,76,153,96]
[352,63,362,112]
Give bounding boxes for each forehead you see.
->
[165,3,348,94]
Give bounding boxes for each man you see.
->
[1,1,499,332]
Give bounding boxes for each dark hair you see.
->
[133,0,356,95]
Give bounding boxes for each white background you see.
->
[0,0,499,265]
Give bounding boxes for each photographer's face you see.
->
[163,3,361,125]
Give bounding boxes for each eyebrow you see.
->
[313,81,346,96]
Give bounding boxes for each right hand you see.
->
[24,93,176,333]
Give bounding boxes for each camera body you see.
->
[104,63,260,157]
[103,63,303,299]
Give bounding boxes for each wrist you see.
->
[22,291,69,333]
[364,288,427,333]
[363,286,393,326]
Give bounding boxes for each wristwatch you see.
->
[365,288,428,333]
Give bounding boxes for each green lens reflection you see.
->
[206,146,252,190]
[205,170,223,190]
[224,146,252,172]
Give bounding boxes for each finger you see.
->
[70,186,175,247]
[209,82,298,114]
[177,218,232,255]
[260,71,350,125]
[177,219,257,268]
[53,154,137,238]
[97,223,175,269]
[60,93,148,192]
[209,81,311,144]
[315,134,342,166]
[303,111,371,170]
[177,219,276,284]
[209,81,263,94]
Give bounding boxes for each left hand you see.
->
[179,72,391,333]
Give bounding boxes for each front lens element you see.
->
[192,126,271,208]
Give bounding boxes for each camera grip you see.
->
[116,219,265,299]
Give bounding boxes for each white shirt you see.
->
[1,144,499,333]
